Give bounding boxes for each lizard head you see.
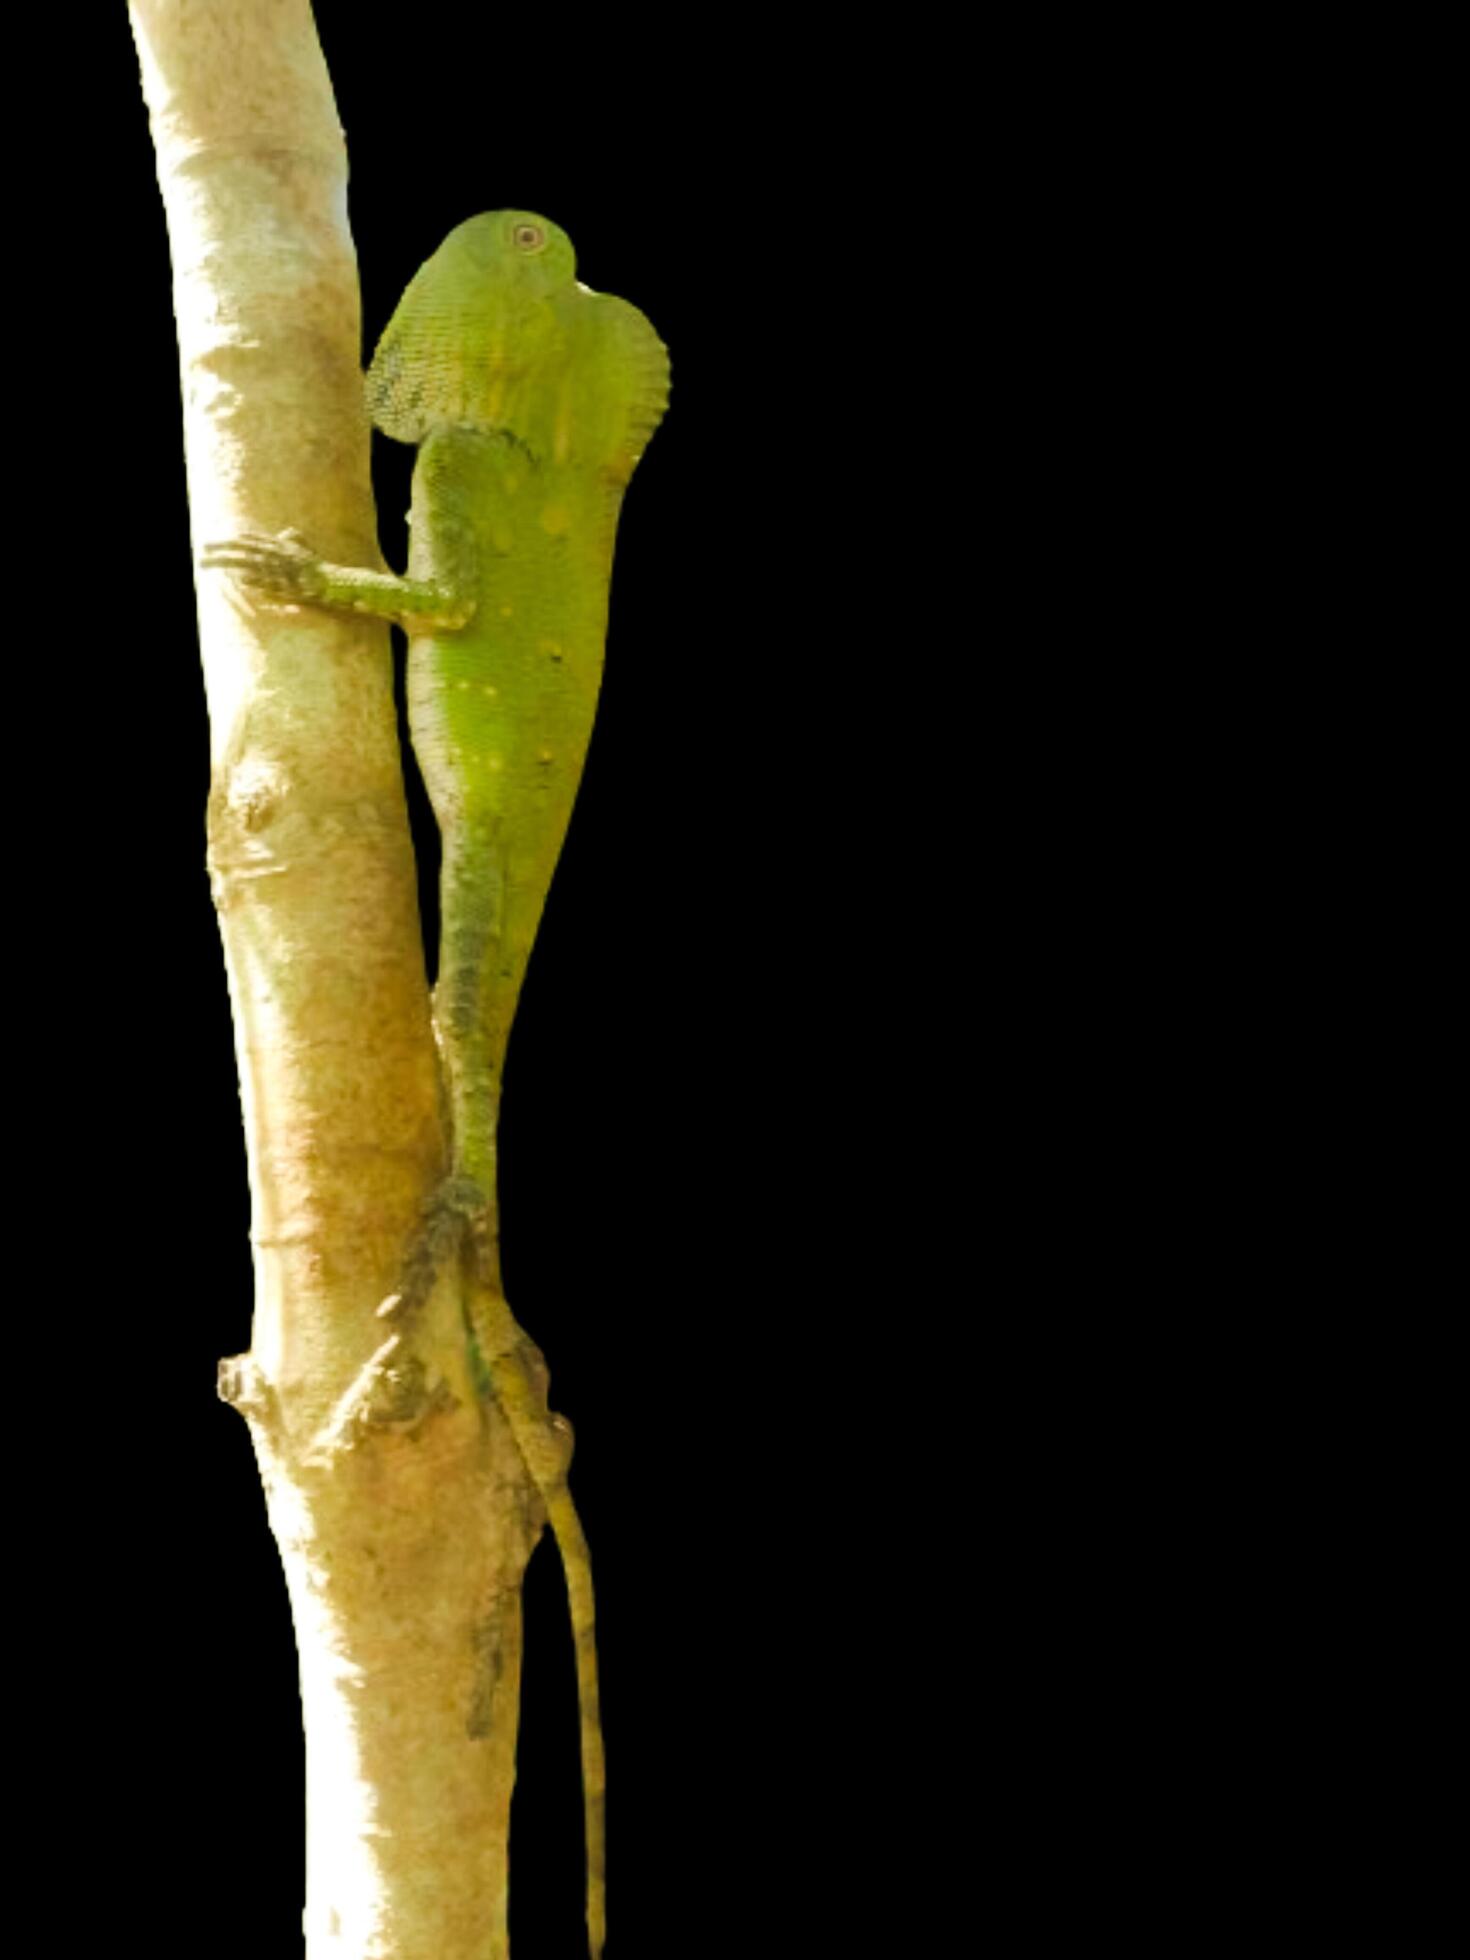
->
[366,210,668,485]
[448,208,580,300]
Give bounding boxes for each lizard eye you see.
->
[512,222,547,253]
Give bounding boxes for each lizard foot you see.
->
[201,528,329,606]
[377,1174,494,1322]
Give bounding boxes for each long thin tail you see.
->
[467,1281,606,1958]
[542,1479,607,1958]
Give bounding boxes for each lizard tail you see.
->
[544,1482,607,1959]
[466,1281,607,1957]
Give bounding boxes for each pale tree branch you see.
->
[129,4,543,1953]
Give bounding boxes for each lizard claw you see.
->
[200,528,328,605]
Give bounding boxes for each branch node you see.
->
[217,1352,279,1430]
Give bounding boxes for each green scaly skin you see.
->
[203,209,668,1960]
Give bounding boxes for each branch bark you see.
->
[129,4,542,1952]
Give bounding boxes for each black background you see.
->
[22,9,920,1956]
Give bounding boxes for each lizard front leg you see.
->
[201,527,476,633]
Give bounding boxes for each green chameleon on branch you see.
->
[204,208,669,1959]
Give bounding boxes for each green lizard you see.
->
[203,209,668,1958]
